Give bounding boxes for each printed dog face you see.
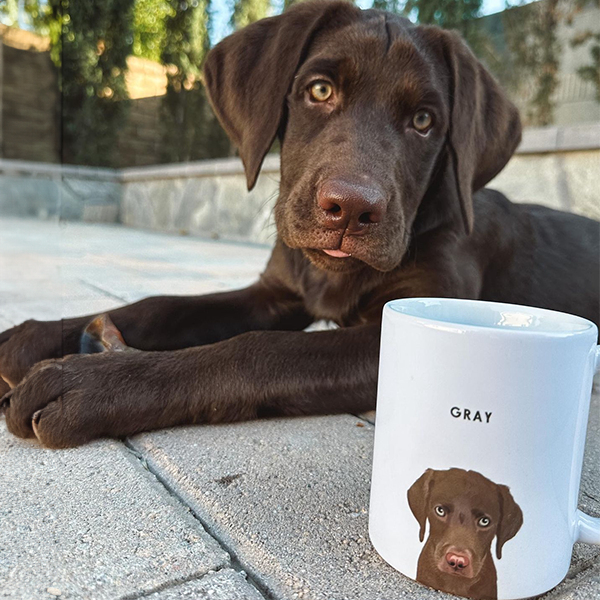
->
[204,1,521,274]
[408,468,523,599]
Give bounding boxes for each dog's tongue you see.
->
[323,249,351,258]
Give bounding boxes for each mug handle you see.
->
[576,345,600,545]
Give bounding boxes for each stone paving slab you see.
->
[0,217,269,312]
[130,389,600,600]
[130,416,410,600]
[0,218,270,600]
[0,421,230,600]
[1,218,599,600]
[0,217,267,322]
[543,563,600,600]
[144,569,265,600]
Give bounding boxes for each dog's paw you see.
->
[2,357,73,445]
[1,351,167,448]
[0,319,64,388]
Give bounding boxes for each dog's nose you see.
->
[317,179,386,232]
[446,552,470,570]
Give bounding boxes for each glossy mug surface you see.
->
[369,298,600,600]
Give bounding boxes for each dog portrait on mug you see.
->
[408,468,523,600]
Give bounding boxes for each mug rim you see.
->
[385,298,598,338]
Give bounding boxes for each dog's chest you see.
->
[295,263,415,326]
[304,283,361,325]
[298,272,366,326]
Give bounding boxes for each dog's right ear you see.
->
[407,469,434,542]
[203,0,360,190]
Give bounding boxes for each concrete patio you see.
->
[0,217,598,600]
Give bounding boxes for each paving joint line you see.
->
[115,566,232,600]
[77,278,131,303]
[540,559,600,600]
[122,440,274,600]
[556,551,600,585]
[351,413,375,426]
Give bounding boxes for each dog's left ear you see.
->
[203,0,361,190]
[495,484,523,559]
[407,469,434,542]
[416,27,522,235]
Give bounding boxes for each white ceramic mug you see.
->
[369,298,600,600]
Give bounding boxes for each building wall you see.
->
[539,2,599,125]
[481,1,600,126]
[554,2,600,125]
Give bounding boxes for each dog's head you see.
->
[408,468,523,580]
[204,0,521,273]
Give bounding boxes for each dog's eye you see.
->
[434,505,446,517]
[412,110,433,133]
[478,516,491,527]
[309,81,333,102]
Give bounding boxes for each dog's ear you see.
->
[495,484,523,559]
[416,27,521,235]
[407,469,435,542]
[203,0,360,190]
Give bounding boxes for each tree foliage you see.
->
[404,0,484,52]
[569,0,600,102]
[46,0,135,166]
[160,0,231,162]
[4,0,598,167]
[132,0,171,62]
[162,0,209,78]
[371,0,402,12]
[404,0,482,28]
[572,30,600,102]
[0,0,19,26]
[502,0,562,127]
[231,0,270,29]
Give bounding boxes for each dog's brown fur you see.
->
[408,468,523,600]
[0,1,598,448]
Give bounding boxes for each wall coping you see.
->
[119,155,280,181]
[1,123,597,182]
[519,122,600,153]
[0,159,120,181]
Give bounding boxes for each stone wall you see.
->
[0,27,169,168]
[118,125,600,243]
[0,124,598,243]
[119,156,281,244]
[491,124,600,221]
[116,57,168,168]
[0,160,120,222]
[0,28,60,164]
[493,150,599,219]
[117,96,165,168]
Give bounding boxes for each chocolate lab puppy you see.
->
[0,1,598,447]
[408,468,523,600]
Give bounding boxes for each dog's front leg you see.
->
[0,281,312,390]
[1,324,380,447]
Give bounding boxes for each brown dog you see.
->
[0,1,598,448]
[408,468,523,600]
